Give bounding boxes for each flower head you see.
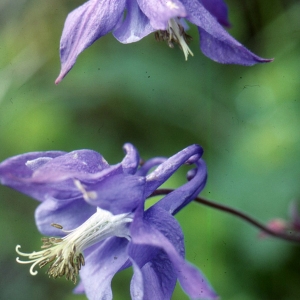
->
[55,0,272,83]
[0,143,217,300]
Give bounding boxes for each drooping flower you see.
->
[0,143,217,300]
[55,0,272,84]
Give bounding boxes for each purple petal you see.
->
[80,237,129,300]
[136,157,167,176]
[0,151,65,201]
[35,196,96,236]
[113,0,155,43]
[129,206,183,299]
[55,0,126,84]
[85,173,146,214]
[198,28,273,65]
[130,256,177,300]
[136,0,186,29]
[130,206,218,299]
[199,0,230,27]
[154,159,207,215]
[0,151,65,180]
[31,150,110,182]
[181,0,273,65]
[121,143,140,175]
[145,144,203,197]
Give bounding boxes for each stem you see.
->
[150,189,300,243]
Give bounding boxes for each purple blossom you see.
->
[0,143,217,300]
[55,0,272,84]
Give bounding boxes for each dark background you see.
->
[1,0,300,299]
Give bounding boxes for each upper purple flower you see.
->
[0,143,217,300]
[55,0,272,84]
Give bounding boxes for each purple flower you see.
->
[55,0,272,84]
[0,143,217,300]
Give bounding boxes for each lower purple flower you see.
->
[0,143,217,300]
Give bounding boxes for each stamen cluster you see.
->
[16,222,85,284]
[155,18,193,60]
[16,207,133,284]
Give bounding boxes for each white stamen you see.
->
[168,18,194,60]
[16,207,133,284]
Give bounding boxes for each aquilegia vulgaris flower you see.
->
[0,143,217,300]
[55,0,272,83]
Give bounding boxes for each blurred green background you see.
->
[1,0,300,299]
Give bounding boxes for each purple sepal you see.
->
[181,0,273,65]
[55,0,126,84]
[80,238,129,300]
[129,205,218,299]
[200,0,230,27]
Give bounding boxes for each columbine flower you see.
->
[0,143,217,300]
[55,0,272,84]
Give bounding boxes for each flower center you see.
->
[16,207,133,284]
[155,18,194,60]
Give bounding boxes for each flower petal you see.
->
[121,143,140,174]
[181,0,273,65]
[130,206,217,299]
[145,144,203,197]
[130,254,177,300]
[129,206,182,299]
[154,159,207,215]
[31,150,110,182]
[0,151,65,201]
[55,0,126,84]
[113,0,155,43]
[80,237,129,300]
[136,0,186,29]
[85,173,146,214]
[35,196,96,235]
[198,28,273,65]
[200,0,230,27]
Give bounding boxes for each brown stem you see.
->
[149,189,300,243]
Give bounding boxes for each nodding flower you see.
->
[55,0,272,84]
[0,143,217,300]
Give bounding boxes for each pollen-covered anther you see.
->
[15,207,132,284]
[16,231,84,284]
[155,18,193,60]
